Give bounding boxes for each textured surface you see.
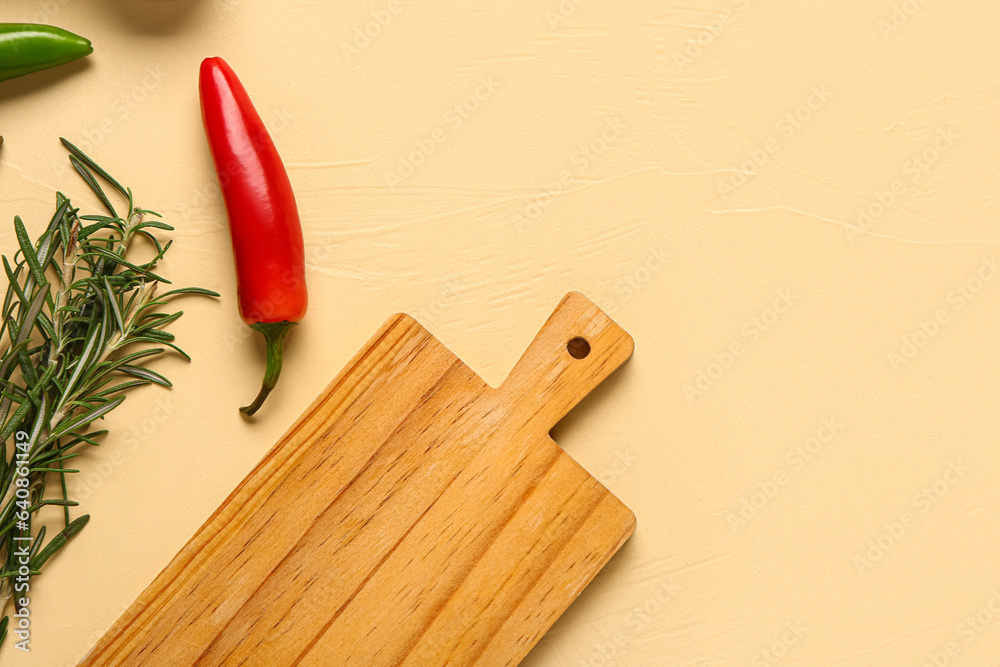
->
[0,0,998,665]
[79,292,635,666]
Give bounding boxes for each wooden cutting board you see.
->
[80,291,636,667]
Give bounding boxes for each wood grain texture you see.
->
[79,291,635,667]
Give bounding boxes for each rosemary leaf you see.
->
[60,138,129,200]
[13,217,47,289]
[68,157,117,218]
[28,515,89,572]
[0,143,219,648]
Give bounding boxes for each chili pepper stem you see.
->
[241,320,297,416]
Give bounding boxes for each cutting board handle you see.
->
[499,292,634,432]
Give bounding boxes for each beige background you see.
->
[1,0,999,665]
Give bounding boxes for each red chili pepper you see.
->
[199,56,307,416]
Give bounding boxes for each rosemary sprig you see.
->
[0,140,219,648]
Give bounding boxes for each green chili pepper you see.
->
[0,23,92,83]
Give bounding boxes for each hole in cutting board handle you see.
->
[567,337,591,359]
